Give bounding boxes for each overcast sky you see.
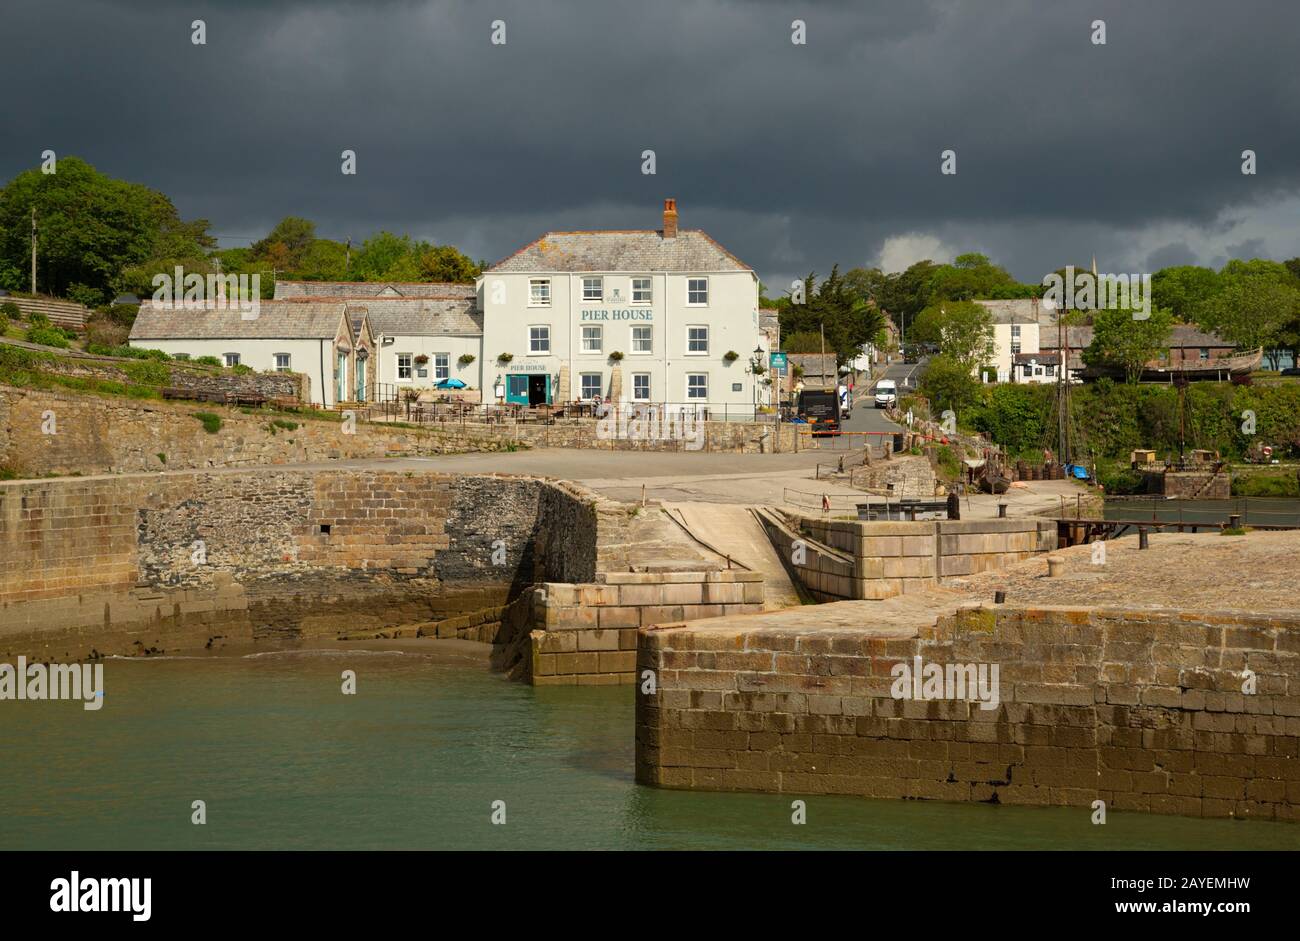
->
[3,0,1299,290]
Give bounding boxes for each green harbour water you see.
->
[1,647,1296,851]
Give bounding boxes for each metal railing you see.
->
[1096,495,1300,527]
[371,400,775,426]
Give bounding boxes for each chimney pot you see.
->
[663,198,678,238]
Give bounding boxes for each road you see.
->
[841,358,926,437]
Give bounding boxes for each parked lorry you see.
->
[798,388,840,435]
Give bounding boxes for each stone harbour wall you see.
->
[529,570,766,685]
[0,386,801,477]
[770,515,1057,601]
[0,469,604,659]
[1150,469,1232,500]
[0,385,515,476]
[635,604,1300,821]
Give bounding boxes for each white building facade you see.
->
[136,203,767,415]
[976,299,1058,384]
[128,300,371,407]
[477,200,766,418]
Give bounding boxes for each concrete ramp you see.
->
[663,502,802,610]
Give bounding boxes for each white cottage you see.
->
[273,282,481,395]
[128,300,374,406]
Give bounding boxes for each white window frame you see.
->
[686,325,709,355]
[687,277,709,306]
[274,352,291,372]
[686,372,709,400]
[582,277,603,303]
[434,352,449,380]
[632,372,651,401]
[397,353,413,381]
[529,325,551,355]
[223,352,240,367]
[529,279,552,307]
[631,276,652,305]
[580,372,603,400]
[582,324,604,354]
[631,324,652,355]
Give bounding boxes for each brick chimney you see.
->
[662,198,678,238]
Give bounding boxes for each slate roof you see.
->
[1167,325,1230,348]
[1037,324,1229,351]
[975,299,1059,325]
[337,297,482,337]
[129,300,349,340]
[486,230,753,273]
[274,280,476,299]
[1013,351,1061,365]
[787,353,838,385]
[1039,326,1095,350]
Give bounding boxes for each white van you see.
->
[874,379,897,408]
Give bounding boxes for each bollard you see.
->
[997,502,1007,518]
[994,590,1006,604]
[1138,527,1149,550]
[1047,555,1065,577]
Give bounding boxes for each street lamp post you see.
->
[750,344,765,416]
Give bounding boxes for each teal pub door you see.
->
[506,374,550,405]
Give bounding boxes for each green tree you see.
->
[927,254,1036,302]
[1150,265,1219,321]
[780,330,828,353]
[417,244,481,282]
[969,384,1052,456]
[0,156,207,299]
[842,266,890,307]
[1196,273,1299,352]
[876,259,937,337]
[1083,305,1174,383]
[919,353,981,415]
[912,300,994,372]
[251,217,317,270]
[352,231,419,281]
[779,266,884,366]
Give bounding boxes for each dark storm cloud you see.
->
[2,0,1298,285]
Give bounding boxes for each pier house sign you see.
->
[580,309,653,320]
